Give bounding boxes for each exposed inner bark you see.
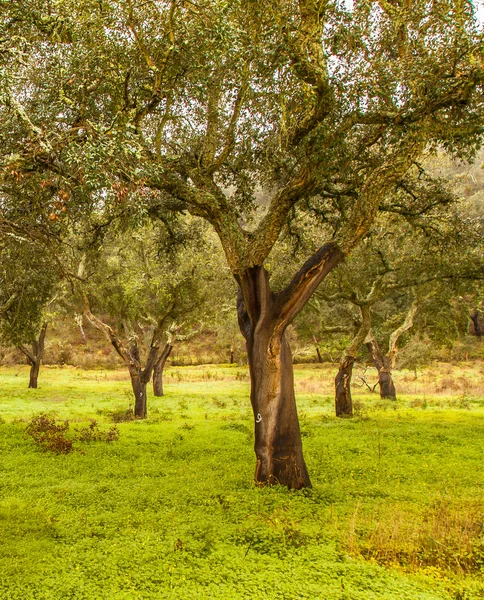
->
[236,243,344,489]
[153,343,173,397]
[366,337,397,400]
[18,323,48,389]
[334,306,371,416]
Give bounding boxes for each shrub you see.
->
[25,414,120,453]
[25,413,73,454]
[76,419,120,442]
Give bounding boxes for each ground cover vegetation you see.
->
[0,364,483,599]
[2,0,484,488]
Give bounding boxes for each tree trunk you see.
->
[246,321,310,489]
[335,356,354,416]
[230,340,235,364]
[334,306,371,417]
[29,360,41,389]
[378,361,396,400]
[470,310,482,338]
[366,338,396,401]
[153,343,173,397]
[238,268,310,489]
[315,346,323,363]
[19,323,48,389]
[236,245,344,489]
[130,369,148,418]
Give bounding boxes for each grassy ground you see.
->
[0,362,483,600]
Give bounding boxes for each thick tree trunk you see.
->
[236,246,344,489]
[378,362,396,400]
[335,356,354,416]
[246,323,311,489]
[237,269,309,489]
[152,343,173,397]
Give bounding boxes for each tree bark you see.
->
[130,369,148,418]
[366,336,396,400]
[236,243,344,489]
[84,309,166,418]
[335,356,355,416]
[153,343,173,396]
[334,306,371,417]
[470,310,482,338]
[19,323,48,389]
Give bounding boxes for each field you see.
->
[0,362,483,600]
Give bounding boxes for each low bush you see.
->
[25,413,120,453]
[24,414,73,454]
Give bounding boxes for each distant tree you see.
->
[81,221,225,417]
[0,233,58,387]
[306,208,484,414]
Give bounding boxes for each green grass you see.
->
[0,364,483,599]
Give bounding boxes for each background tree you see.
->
[0,233,59,388]
[80,219,224,417]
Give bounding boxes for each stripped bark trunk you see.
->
[366,299,418,401]
[236,244,344,489]
[366,335,396,400]
[18,323,48,389]
[335,307,371,417]
[335,356,355,416]
[153,343,173,397]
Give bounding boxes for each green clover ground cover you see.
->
[0,365,483,600]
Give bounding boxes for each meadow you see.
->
[0,362,483,600]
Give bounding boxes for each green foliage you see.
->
[0,235,58,347]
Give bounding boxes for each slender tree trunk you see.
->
[230,339,235,364]
[153,343,173,397]
[29,359,41,389]
[314,337,323,363]
[130,369,148,418]
[19,323,48,389]
[470,310,482,338]
[335,356,354,416]
[334,306,371,417]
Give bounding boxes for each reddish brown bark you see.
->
[237,243,344,489]
[335,357,355,416]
